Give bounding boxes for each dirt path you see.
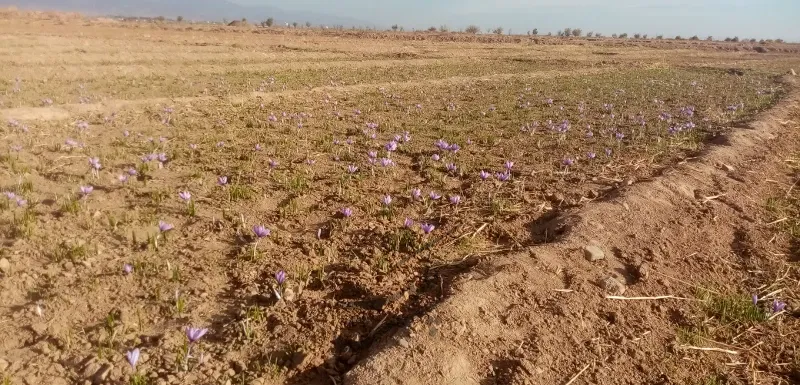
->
[345,76,800,385]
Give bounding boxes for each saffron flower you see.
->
[429,191,441,200]
[347,165,358,173]
[420,223,435,234]
[253,225,271,238]
[605,148,613,157]
[495,172,511,182]
[479,170,491,180]
[217,176,228,185]
[88,157,101,170]
[185,327,208,343]
[367,150,378,159]
[275,270,287,285]
[504,161,514,170]
[158,221,174,232]
[404,218,414,228]
[385,141,398,152]
[431,154,440,161]
[178,191,191,201]
[340,207,353,217]
[268,159,278,169]
[449,195,461,205]
[123,263,133,275]
[772,300,787,313]
[563,158,575,167]
[446,163,457,172]
[79,185,93,196]
[125,348,140,369]
[381,195,393,206]
[411,188,422,200]
[380,158,394,167]
[587,152,596,160]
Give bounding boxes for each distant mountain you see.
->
[1,0,374,27]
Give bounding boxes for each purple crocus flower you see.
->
[185,327,208,343]
[495,172,511,182]
[340,207,353,217]
[449,195,461,205]
[772,300,787,313]
[479,170,490,180]
[123,263,133,275]
[752,294,759,306]
[448,143,461,153]
[563,158,575,167]
[189,144,198,150]
[158,221,174,232]
[118,175,128,183]
[381,195,393,206]
[347,165,358,174]
[403,218,414,228]
[88,157,101,170]
[15,197,27,207]
[504,161,514,170]
[420,223,435,234]
[411,188,422,200]
[79,185,93,196]
[367,150,378,159]
[605,148,613,157]
[217,176,228,185]
[402,132,411,142]
[125,348,140,369]
[275,270,287,285]
[587,152,596,160]
[446,163,457,172]
[178,191,191,201]
[586,131,594,138]
[3,192,15,200]
[157,153,168,163]
[431,154,440,161]
[127,168,138,176]
[254,144,262,151]
[253,225,271,238]
[429,191,441,200]
[268,159,278,169]
[216,141,225,148]
[615,132,625,140]
[434,139,449,150]
[380,158,394,167]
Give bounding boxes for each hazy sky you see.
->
[233,0,799,40]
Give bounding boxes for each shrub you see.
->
[611,33,618,38]
[634,33,641,39]
[776,38,785,43]
[586,31,593,37]
[532,28,538,35]
[439,25,449,32]
[391,24,398,31]
[731,36,739,42]
[264,17,273,27]
[427,26,437,32]
[642,34,648,39]
[619,33,628,38]
[707,36,713,41]
[176,16,183,22]
[305,21,311,28]
[292,22,298,28]
[656,35,663,39]
[492,27,504,35]
[690,35,699,40]
[675,35,683,40]
[563,27,572,36]
[572,28,582,37]
[465,25,480,34]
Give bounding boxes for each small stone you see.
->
[637,263,651,281]
[791,68,797,76]
[290,351,308,368]
[603,277,626,295]
[31,322,48,335]
[398,338,410,348]
[583,244,605,262]
[92,363,113,384]
[0,258,10,274]
[225,369,235,377]
[721,163,735,172]
[283,288,296,302]
[0,358,9,371]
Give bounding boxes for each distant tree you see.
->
[492,26,504,35]
[642,34,648,39]
[563,27,572,37]
[690,35,699,40]
[656,35,663,39]
[586,31,593,37]
[156,16,165,22]
[620,33,628,38]
[439,25,449,32]
[391,24,398,31]
[557,30,563,37]
[633,33,641,39]
[176,16,183,22]
[776,38,785,43]
[572,28,582,37]
[731,36,739,42]
[305,21,311,27]
[241,18,247,23]
[706,36,713,41]
[292,21,298,28]
[465,25,480,34]
[264,17,273,27]
[596,33,603,37]
[427,26,437,32]
[675,35,683,40]
[532,28,538,35]
[547,32,552,36]
[611,33,618,38]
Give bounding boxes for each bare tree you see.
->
[532,28,538,35]
[492,26,504,35]
[465,25,480,34]
[571,28,582,37]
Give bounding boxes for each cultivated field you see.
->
[1,10,800,385]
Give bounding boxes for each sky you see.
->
[232,0,800,41]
